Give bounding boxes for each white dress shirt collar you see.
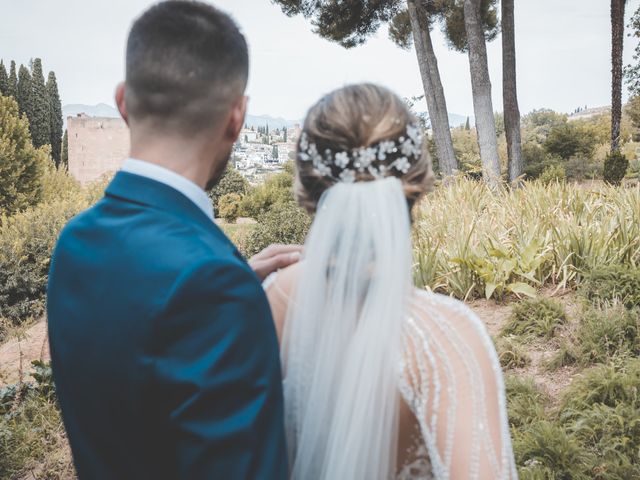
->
[120,158,214,221]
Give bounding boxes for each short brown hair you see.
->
[125,1,248,135]
[295,83,434,213]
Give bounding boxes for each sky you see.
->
[2,0,640,120]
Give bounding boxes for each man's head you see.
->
[116,1,248,187]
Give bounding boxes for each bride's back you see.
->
[265,84,516,479]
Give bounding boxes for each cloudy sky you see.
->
[2,0,639,120]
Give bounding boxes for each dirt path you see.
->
[0,318,50,386]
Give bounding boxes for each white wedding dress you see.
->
[264,177,518,480]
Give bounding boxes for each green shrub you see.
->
[512,420,592,480]
[241,168,295,219]
[560,359,640,413]
[0,361,73,479]
[209,164,249,212]
[538,164,566,185]
[496,336,531,369]
[218,192,242,224]
[501,298,567,339]
[603,150,629,186]
[244,201,311,257]
[505,376,548,429]
[580,265,640,309]
[545,342,578,371]
[572,305,640,366]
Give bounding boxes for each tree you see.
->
[209,164,249,212]
[273,0,459,176]
[624,4,640,95]
[465,116,470,130]
[0,61,8,96]
[462,0,501,186]
[401,2,458,175]
[283,127,288,142]
[61,129,68,167]
[0,95,47,215]
[46,71,63,165]
[544,123,597,160]
[29,59,51,148]
[218,192,243,223]
[7,61,17,99]
[611,0,627,153]
[16,64,32,119]
[502,0,523,185]
[272,144,279,160]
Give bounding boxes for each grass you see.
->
[496,336,532,369]
[501,298,567,339]
[580,265,640,309]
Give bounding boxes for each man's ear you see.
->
[224,95,248,143]
[115,82,129,126]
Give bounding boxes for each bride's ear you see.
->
[224,95,248,143]
[115,82,129,126]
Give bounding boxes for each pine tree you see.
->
[7,61,17,98]
[16,64,32,119]
[61,129,68,167]
[0,95,46,215]
[47,71,63,165]
[0,61,8,96]
[29,58,51,148]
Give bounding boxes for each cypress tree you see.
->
[7,61,17,98]
[29,59,51,148]
[0,61,8,96]
[47,71,63,165]
[16,64,32,119]
[61,129,68,167]
[465,116,471,130]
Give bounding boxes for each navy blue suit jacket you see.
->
[47,172,288,479]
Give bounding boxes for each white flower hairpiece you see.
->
[297,122,423,183]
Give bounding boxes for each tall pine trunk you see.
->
[463,0,501,187]
[407,0,458,176]
[611,0,626,152]
[502,0,523,185]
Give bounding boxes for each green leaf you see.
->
[508,282,538,298]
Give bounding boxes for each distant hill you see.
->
[62,103,471,130]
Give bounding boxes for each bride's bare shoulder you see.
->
[264,262,303,342]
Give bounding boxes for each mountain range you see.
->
[62,104,472,130]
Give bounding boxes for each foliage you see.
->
[571,304,640,367]
[241,167,295,219]
[244,202,311,257]
[496,336,531,369]
[544,123,598,160]
[16,64,32,119]
[0,361,73,479]
[580,265,640,309]
[413,179,640,300]
[501,298,567,340]
[29,59,50,149]
[0,94,47,216]
[0,60,7,96]
[624,4,640,96]
[537,164,566,185]
[603,150,629,185]
[46,72,63,166]
[7,61,17,99]
[505,375,548,429]
[440,0,500,52]
[61,129,68,167]
[0,164,94,340]
[209,164,249,212]
[218,192,242,224]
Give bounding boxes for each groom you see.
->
[47,2,295,478]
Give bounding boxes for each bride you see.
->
[264,83,517,479]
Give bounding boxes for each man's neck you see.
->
[129,138,217,190]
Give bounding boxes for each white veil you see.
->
[281,176,413,479]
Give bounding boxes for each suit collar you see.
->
[105,171,234,248]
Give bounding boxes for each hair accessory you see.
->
[297,123,423,183]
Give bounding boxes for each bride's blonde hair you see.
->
[295,83,434,213]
